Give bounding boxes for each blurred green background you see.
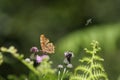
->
[0,0,120,80]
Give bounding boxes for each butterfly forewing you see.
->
[40,34,55,54]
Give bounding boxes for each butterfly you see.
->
[85,18,92,26]
[40,34,55,54]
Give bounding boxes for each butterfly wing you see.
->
[46,43,55,53]
[40,34,55,54]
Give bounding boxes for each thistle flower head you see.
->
[41,55,49,61]
[58,64,63,69]
[36,55,43,63]
[67,64,73,68]
[36,55,49,63]
[30,47,39,53]
[25,58,31,62]
[64,51,74,64]
[64,51,74,58]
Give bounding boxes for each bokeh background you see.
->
[0,0,120,80]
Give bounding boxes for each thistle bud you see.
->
[30,47,39,53]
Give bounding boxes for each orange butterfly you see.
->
[40,34,55,54]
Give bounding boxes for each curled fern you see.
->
[70,40,108,80]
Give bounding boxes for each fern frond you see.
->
[70,41,108,80]
[0,46,39,76]
[75,65,90,74]
[70,75,83,80]
[93,55,104,61]
[92,70,108,80]
[92,62,104,71]
[79,57,91,63]
[84,48,93,54]
[71,74,90,80]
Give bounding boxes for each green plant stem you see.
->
[88,46,96,80]
[58,70,61,80]
[61,68,66,80]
